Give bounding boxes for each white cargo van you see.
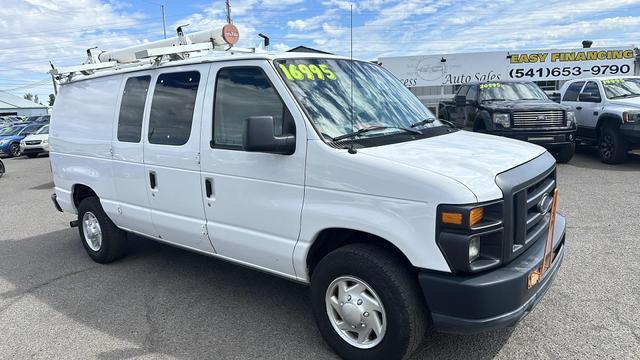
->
[49,38,566,360]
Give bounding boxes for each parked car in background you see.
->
[559,76,640,163]
[0,124,44,157]
[20,124,49,158]
[439,80,577,163]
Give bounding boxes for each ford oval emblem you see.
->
[538,194,553,215]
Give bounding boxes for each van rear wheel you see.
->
[310,244,427,360]
[77,197,127,263]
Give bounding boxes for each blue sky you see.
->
[1,0,640,102]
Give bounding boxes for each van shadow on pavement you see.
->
[0,229,512,359]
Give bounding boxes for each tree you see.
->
[48,94,56,106]
[23,93,34,101]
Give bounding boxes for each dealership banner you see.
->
[380,47,637,87]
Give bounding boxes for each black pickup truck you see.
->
[439,80,577,163]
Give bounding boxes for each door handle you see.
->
[205,178,214,199]
[149,171,157,190]
[575,106,582,110]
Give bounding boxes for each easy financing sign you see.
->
[380,47,637,87]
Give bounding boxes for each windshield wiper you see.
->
[410,118,436,128]
[482,98,506,102]
[332,125,421,142]
[438,119,457,128]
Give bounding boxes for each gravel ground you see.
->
[0,148,638,360]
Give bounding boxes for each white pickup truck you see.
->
[560,76,640,163]
[49,49,565,359]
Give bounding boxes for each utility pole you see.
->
[226,0,232,23]
[161,4,167,39]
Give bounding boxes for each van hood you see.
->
[358,130,547,201]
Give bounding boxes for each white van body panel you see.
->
[110,70,155,236]
[199,60,307,277]
[142,64,213,253]
[50,74,123,215]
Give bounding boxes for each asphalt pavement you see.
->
[0,148,639,359]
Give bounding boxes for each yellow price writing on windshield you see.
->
[480,83,502,89]
[279,64,336,81]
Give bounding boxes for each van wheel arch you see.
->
[306,228,415,278]
[72,184,98,211]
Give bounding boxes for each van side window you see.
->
[148,71,200,146]
[118,75,150,143]
[562,81,584,102]
[213,67,285,148]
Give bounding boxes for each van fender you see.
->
[293,189,452,282]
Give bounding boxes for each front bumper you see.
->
[419,213,566,334]
[491,129,575,147]
[620,124,640,146]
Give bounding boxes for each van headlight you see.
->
[492,113,510,128]
[566,111,576,127]
[469,237,480,263]
[437,201,504,273]
[623,111,640,123]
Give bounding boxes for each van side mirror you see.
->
[242,116,295,155]
[578,92,601,103]
[454,95,466,105]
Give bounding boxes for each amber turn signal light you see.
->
[441,212,463,225]
[470,207,484,227]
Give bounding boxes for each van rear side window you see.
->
[213,67,284,148]
[148,71,200,146]
[118,76,150,143]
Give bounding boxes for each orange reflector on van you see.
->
[442,212,463,225]
[470,207,484,227]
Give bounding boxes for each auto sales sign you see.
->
[380,46,637,87]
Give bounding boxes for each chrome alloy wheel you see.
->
[325,276,387,349]
[82,211,103,251]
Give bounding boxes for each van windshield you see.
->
[274,58,439,143]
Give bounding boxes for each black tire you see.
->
[26,153,39,158]
[599,126,627,164]
[553,142,575,163]
[8,143,21,157]
[310,244,427,360]
[0,160,4,178]
[77,197,128,264]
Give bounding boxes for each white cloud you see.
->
[0,0,147,99]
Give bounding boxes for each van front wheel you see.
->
[310,244,427,360]
[77,197,127,263]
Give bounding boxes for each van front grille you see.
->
[495,152,557,263]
